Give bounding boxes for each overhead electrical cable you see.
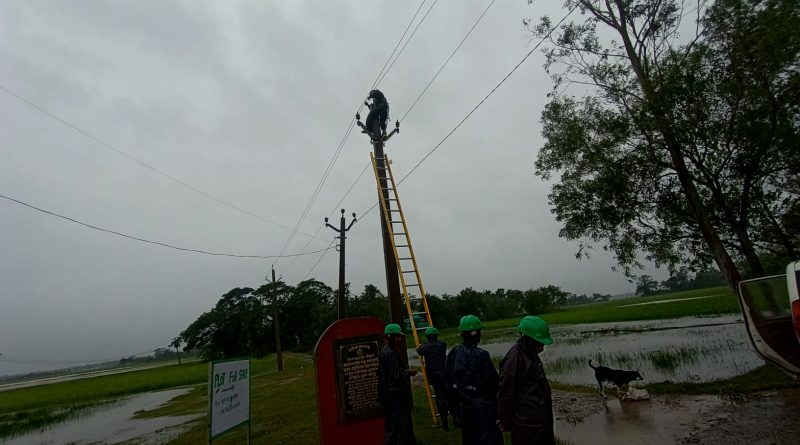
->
[280,160,372,278]
[302,239,337,282]
[359,6,578,219]
[369,0,428,92]
[0,193,333,259]
[400,0,497,123]
[374,0,441,87]
[270,0,434,269]
[0,84,326,243]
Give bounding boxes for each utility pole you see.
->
[326,209,357,319]
[267,267,284,372]
[355,92,406,362]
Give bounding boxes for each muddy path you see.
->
[552,388,800,445]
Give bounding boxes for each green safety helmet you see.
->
[518,316,553,345]
[458,315,483,332]
[384,323,405,336]
[425,327,439,336]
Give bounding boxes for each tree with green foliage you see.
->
[348,284,390,319]
[455,287,487,318]
[169,337,182,365]
[280,279,336,350]
[180,287,268,360]
[530,0,799,287]
[523,285,571,314]
[662,268,691,293]
[635,275,661,296]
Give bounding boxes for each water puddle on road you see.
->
[555,394,725,445]
[2,388,198,445]
[478,315,763,385]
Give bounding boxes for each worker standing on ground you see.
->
[497,316,555,445]
[445,315,503,445]
[416,326,450,430]
[379,323,417,445]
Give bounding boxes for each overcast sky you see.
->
[0,0,666,376]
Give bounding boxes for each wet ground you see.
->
[551,388,800,445]
[5,315,796,444]
[477,315,762,385]
[1,388,198,445]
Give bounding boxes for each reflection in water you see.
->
[3,388,197,445]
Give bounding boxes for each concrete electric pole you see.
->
[326,209,357,319]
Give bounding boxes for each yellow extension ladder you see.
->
[370,152,439,427]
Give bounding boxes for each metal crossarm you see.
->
[370,152,439,427]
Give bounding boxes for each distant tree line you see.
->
[634,268,728,296]
[632,252,793,296]
[178,280,614,360]
[118,347,193,365]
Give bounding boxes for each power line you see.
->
[294,0,481,281]
[0,84,327,244]
[271,2,434,269]
[400,0,497,122]
[280,160,372,278]
[369,0,428,92]
[302,239,337,282]
[359,6,578,219]
[398,7,577,185]
[0,193,333,259]
[375,0,441,88]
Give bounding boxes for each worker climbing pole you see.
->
[357,90,440,427]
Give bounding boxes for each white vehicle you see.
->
[737,260,800,376]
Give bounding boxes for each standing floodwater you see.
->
[411,315,761,386]
[2,388,197,445]
[477,315,761,385]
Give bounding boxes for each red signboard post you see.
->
[314,317,385,445]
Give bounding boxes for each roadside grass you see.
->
[143,355,799,445]
[0,285,784,443]
[3,351,797,444]
[0,362,207,415]
[0,357,276,440]
[148,353,463,445]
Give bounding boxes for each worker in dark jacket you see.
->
[416,326,449,430]
[379,323,417,445]
[497,315,555,445]
[445,315,503,445]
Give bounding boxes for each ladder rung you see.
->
[408,296,424,300]
[406,284,420,287]
[391,220,404,223]
[393,232,407,236]
[402,270,417,273]
[399,257,413,260]
[389,209,401,212]
[396,244,409,247]
[412,311,428,316]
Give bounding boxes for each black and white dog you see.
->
[588,360,643,398]
[364,89,389,139]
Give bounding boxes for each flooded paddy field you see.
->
[478,314,761,386]
[1,388,197,445]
